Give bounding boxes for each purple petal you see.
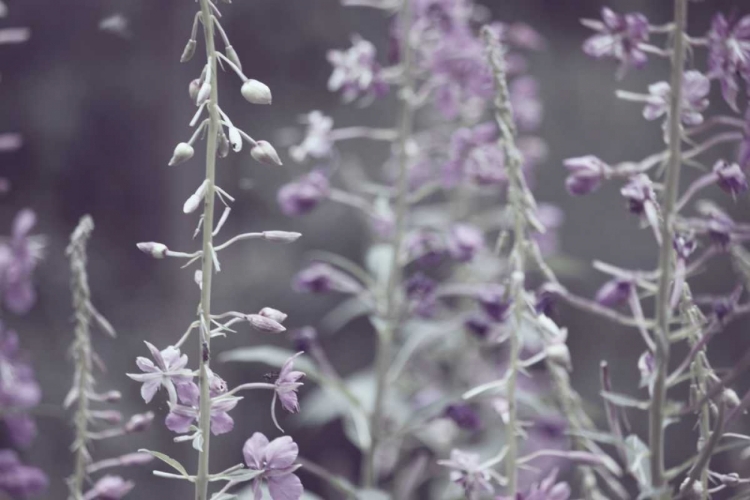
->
[268,473,303,500]
[210,412,234,435]
[264,436,298,470]
[243,432,270,469]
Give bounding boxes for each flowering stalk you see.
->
[650,0,688,494]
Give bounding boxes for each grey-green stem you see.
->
[650,0,688,497]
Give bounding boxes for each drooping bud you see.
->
[85,476,135,500]
[136,242,168,259]
[197,82,212,106]
[563,155,610,195]
[180,39,197,63]
[100,390,122,402]
[125,412,155,433]
[241,79,272,105]
[476,285,510,322]
[258,307,288,323]
[228,126,242,152]
[218,130,230,158]
[594,278,633,307]
[225,45,242,72]
[91,410,123,424]
[262,231,301,243]
[189,79,201,103]
[251,140,283,166]
[246,314,286,334]
[169,142,195,166]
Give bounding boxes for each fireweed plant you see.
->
[223,1,622,499]
[131,1,305,500]
[65,216,155,500]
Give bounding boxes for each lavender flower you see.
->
[0,450,47,498]
[499,468,571,500]
[165,371,239,436]
[643,70,710,126]
[292,262,363,294]
[277,170,331,217]
[289,111,334,163]
[126,342,193,404]
[444,403,481,431]
[438,449,494,496]
[707,13,750,110]
[443,123,505,186]
[83,475,134,500]
[446,223,485,262]
[405,229,446,267]
[582,7,650,75]
[713,159,748,195]
[243,433,303,500]
[328,36,389,103]
[595,278,633,308]
[0,326,41,448]
[477,285,510,322]
[0,209,44,314]
[273,353,305,413]
[405,273,438,318]
[510,76,543,132]
[563,155,610,196]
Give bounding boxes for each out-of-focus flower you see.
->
[477,285,509,322]
[243,433,303,500]
[533,204,564,256]
[444,403,481,431]
[0,450,47,498]
[292,262,363,294]
[713,159,748,195]
[621,174,656,214]
[274,353,305,413]
[278,170,331,217]
[582,7,650,75]
[83,475,134,500]
[595,278,633,308]
[563,156,610,196]
[438,449,494,496]
[165,370,239,436]
[443,123,505,187]
[290,326,318,353]
[126,342,192,404]
[707,13,750,111]
[405,273,438,318]
[446,223,484,262]
[406,229,446,267]
[643,71,710,126]
[0,326,41,448]
[0,209,44,314]
[510,76,543,132]
[328,36,389,103]
[464,314,491,339]
[289,111,334,163]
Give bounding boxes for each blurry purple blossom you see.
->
[278,170,331,217]
[563,155,610,196]
[83,475,134,500]
[126,342,192,404]
[289,111,334,163]
[0,450,47,498]
[510,76,543,132]
[0,327,41,448]
[165,371,239,436]
[595,279,633,308]
[714,159,748,195]
[405,273,438,318]
[243,433,303,500]
[477,285,509,322]
[438,449,494,496]
[446,223,484,262]
[443,123,505,187]
[582,7,650,76]
[621,174,656,214]
[494,22,547,52]
[328,36,389,103]
[643,71,710,126]
[707,13,750,111]
[464,314,491,339]
[0,210,44,314]
[406,229,446,267]
[274,352,305,413]
[292,262,363,294]
[444,403,481,431]
[499,468,570,500]
[533,204,564,256]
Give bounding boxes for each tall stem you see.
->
[195,1,219,498]
[650,0,688,496]
[363,0,415,487]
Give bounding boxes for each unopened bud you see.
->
[228,127,242,152]
[189,79,201,103]
[169,142,194,166]
[125,412,155,433]
[99,390,122,402]
[184,180,209,214]
[137,242,168,259]
[197,82,212,106]
[251,140,282,166]
[545,343,572,371]
[262,231,301,243]
[246,314,286,334]
[218,130,230,158]
[226,45,242,72]
[92,410,123,424]
[718,473,740,486]
[259,307,287,323]
[181,39,197,63]
[117,452,154,467]
[241,79,272,105]
[722,388,741,409]
[194,270,203,289]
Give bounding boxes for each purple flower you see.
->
[405,273,438,318]
[643,71,710,126]
[83,475,134,500]
[292,262,363,294]
[494,22,547,52]
[444,403,481,431]
[691,202,736,248]
[446,223,484,262]
[582,7,650,75]
[595,279,633,308]
[707,13,750,111]
[290,326,318,353]
[126,342,193,404]
[563,155,610,196]
[714,159,748,195]
[710,286,743,321]
[620,174,655,214]
[443,123,505,187]
[165,370,239,436]
[673,233,697,261]
[477,285,510,322]
[0,450,47,498]
[289,111,334,163]
[438,449,494,496]
[274,353,305,413]
[533,204,564,256]
[0,209,44,315]
[510,76,543,132]
[327,36,388,103]
[464,314,491,339]
[243,433,303,500]
[406,229,446,267]
[277,170,330,217]
[638,351,655,389]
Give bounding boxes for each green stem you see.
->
[195,1,219,498]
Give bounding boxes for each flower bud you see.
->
[241,79,272,104]
[721,388,741,409]
[638,351,655,389]
[262,231,302,243]
[594,278,632,307]
[246,314,286,334]
[92,410,123,424]
[545,343,572,371]
[99,390,122,402]
[291,326,317,352]
[226,45,242,72]
[180,39,197,63]
[117,452,154,467]
[169,142,194,166]
[251,140,283,166]
[218,130,230,158]
[563,155,610,195]
[444,403,481,431]
[125,412,155,433]
[197,82,212,106]
[184,180,209,214]
[228,126,242,152]
[477,285,509,322]
[137,242,168,259]
[86,476,134,500]
[189,79,201,103]
[258,307,288,323]
[714,159,748,196]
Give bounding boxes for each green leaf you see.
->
[139,449,189,478]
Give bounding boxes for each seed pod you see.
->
[226,45,242,72]
[241,79,272,105]
[181,39,197,63]
[251,140,282,166]
[169,142,195,166]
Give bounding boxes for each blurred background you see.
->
[1,0,749,497]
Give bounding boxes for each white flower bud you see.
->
[194,270,203,289]
[169,142,194,166]
[545,343,572,371]
[262,231,301,243]
[246,314,286,334]
[241,79,272,105]
[251,140,282,166]
[226,45,242,72]
[228,127,242,152]
[189,79,201,103]
[722,388,741,409]
[137,242,168,259]
[184,180,209,214]
[118,452,155,467]
[258,307,288,323]
[181,39,197,63]
[197,81,212,106]
[218,130,230,158]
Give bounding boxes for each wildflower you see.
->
[477,285,509,322]
[289,111,334,163]
[165,371,239,436]
[446,223,484,262]
[443,123,505,187]
[327,36,388,103]
[406,229,446,267]
[464,314,491,339]
[0,450,47,498]
[243,433,303,500]
[438,449,494,496]
[510,76,543,132]
[168,142,194,166]
[241,79,272,105]
[273,352,305,413]
[83,475,134,500]
[290,326,318,353]
[405,273,438,318]
[563,155,610,196]
[0,327,41,447]
[643,71,710,126]
[292,262,362,294]
[444,403,481,431]
[707,13,750,111]
[595,278,633,308]
[251,140,283,166]
[277,171,330,217]
[246,314,286,334]
[0,209,44,314]
[124,412,155,433]
[581,7,650,76]
[127,342,193,404]
[713,159,748,196]
[621,174,656,214]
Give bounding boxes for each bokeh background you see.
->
[2,0,749,497]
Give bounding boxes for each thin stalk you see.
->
[650,0,688,497]
[195,1,220,498]
[363,0,415,487]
